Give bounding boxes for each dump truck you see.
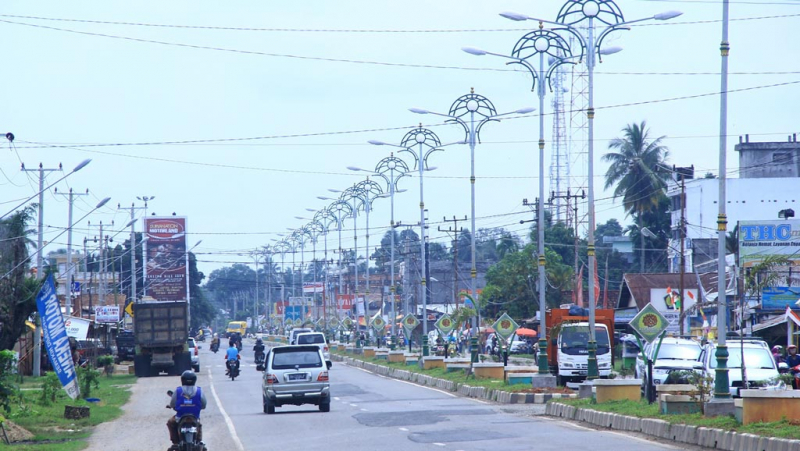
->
[546,307,615,385]
[132,300,191,377]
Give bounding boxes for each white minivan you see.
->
[296,332,330,362]
[288,328,313,345]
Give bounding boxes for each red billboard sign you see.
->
[143,217,188,301]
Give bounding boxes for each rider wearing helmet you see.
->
[772,345,784,365]
[225,341,240,375]
[254,337,266,364]
[167,370,207,451]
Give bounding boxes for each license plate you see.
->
[576,371,587,375]
[288,373,306,381]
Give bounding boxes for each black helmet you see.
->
[181,370,197,386]
[256,338,263,344]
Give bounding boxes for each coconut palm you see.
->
[603,121,671,272]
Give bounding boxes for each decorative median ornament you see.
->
[329,317,340,329]
[435,314,455,336]
[294,318,303,327]
[492,313,519,343]
[341,317,353,329]
[401,313,419,338]
[630,303,669,343]
[371,316,386,332]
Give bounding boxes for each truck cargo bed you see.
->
[133,301,188,347]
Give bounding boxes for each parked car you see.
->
[262,345,332,414]
[509,339,534,355]
[296,332,330,362]
[115,331,136,364]
[635,337,703,382]
[188,337,200,372]
[698,338,783,397]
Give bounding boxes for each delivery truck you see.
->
[546,307,615,385]
[132,300,192,377]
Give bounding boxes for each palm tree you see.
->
[603,121,671,272]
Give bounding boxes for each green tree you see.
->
[0,208,41,351]
[188,252,215,329]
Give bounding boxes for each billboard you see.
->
[143,217,189,301]
[761,287,800,311]
[94,306,120,323]
[739,220,800,268]
[303,282,324,293]
[649,288,698,334]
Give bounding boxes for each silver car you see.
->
[187,337,200,372]
[262,345,332,414]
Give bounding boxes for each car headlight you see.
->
[599,362,611,369]
[562,362,574,368]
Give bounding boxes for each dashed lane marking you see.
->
[208,369,245,451]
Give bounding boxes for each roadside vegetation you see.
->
[0,372,135,450]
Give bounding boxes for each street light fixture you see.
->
[369,126,464,346]
[495,0,682,381]
[410,89,535,350]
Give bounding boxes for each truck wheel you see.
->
[193,364,200,372]
[133,355,151,378]
[556,375,564,386]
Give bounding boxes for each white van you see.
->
[296,332,330,362]
[288,328,313,345]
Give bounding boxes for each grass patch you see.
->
[556,398,800,440]
[0,373,136,450]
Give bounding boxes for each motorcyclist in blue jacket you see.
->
[167,370,207,451]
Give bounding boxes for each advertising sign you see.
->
[36,276,80,400]
[336,294,354,311]
[94,306,120,323]
[143,217,189,301]
[649,288,697,334]
[739,220,800,268]
[761,287,800,310]
[63,316,91,340]
[303,282,324,293]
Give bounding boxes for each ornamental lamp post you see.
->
[463,28,575,377]
[499,0,681,380]
[370,127,464,354]
[410,91,533,355]
[349,154,410,341]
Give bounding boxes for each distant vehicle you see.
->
[635,337,703,381]
[296,332,330,362]
[115,331,136,363]
[133,300,192,377]
[698,338,783,397]
[262,345,331,414]
[187,337,200,372]
[546,308,614,385]
[288,328,313,345]
[509,339,533,355]
[226,321,247,338]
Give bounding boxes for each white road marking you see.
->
[433,442,446,447]
[350,403,358,407]
[360,408,368,411]
[385,377,457,398]
[399,427,409,432]
[207,369,245,451]
[333,397,340,401]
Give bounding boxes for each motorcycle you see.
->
[210,342,219,353]
[166,390,206,451]
[227,358,240,381]
[255,351,266,371]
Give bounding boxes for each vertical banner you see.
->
[143,217,188,301]
[36,276,80,400]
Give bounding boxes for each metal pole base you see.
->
[586,340,598,380]
[537,337,549,374]
[422,336,429,357]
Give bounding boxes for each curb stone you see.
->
[546,402,800,451]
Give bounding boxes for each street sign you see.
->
[435,314,455,336]
[341,317,353,329]
[371,316,385,332]
[401,314,419,338]
[630,303,669,344]
[492,313,519,343]
[124,301,134,317]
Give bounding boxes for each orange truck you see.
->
[545,308,615,384]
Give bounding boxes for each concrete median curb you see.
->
[545,402,800,451]
[330,353,576,405]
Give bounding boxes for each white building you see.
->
[667,136,800,272]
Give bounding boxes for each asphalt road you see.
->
[207,341,686,451]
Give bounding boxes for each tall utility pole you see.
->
[136,196,155,296]
[549,190,585,304]
[22,162,62,377]
[120,202,146,305]
[87,221,110,308]
[56,188,89,317]
[675,165,694,335]
[439,215,466,309]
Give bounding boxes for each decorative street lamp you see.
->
[499,0,682,380]
[370,126,464,350]
[317,199,354,323]
[463,27,576,377]
[349,153,410,340]
[410,90,534,341]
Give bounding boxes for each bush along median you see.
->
[548,398,800,450]
[331,350,576,405]
[0,367,136,451]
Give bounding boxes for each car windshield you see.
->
[272,350,322,369]
[655,343,701,361]
[709,347,775,369]
[561,326,610,355]
[297,335,325,345]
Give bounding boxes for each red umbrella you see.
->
[515,328,537,337]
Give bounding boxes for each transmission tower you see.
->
[568,32,589,237]
[549,60,569,224]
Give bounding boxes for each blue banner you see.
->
[36,276,80,400]
[761,287,800,311]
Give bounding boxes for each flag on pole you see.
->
[593,258,600,307]
[575,265,584,307]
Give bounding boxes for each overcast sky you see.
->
[1,0,797,278]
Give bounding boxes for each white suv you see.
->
[296,332,330,362]
[262,345,331,414]
[635,337,703,382]
[698,339,783,397]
